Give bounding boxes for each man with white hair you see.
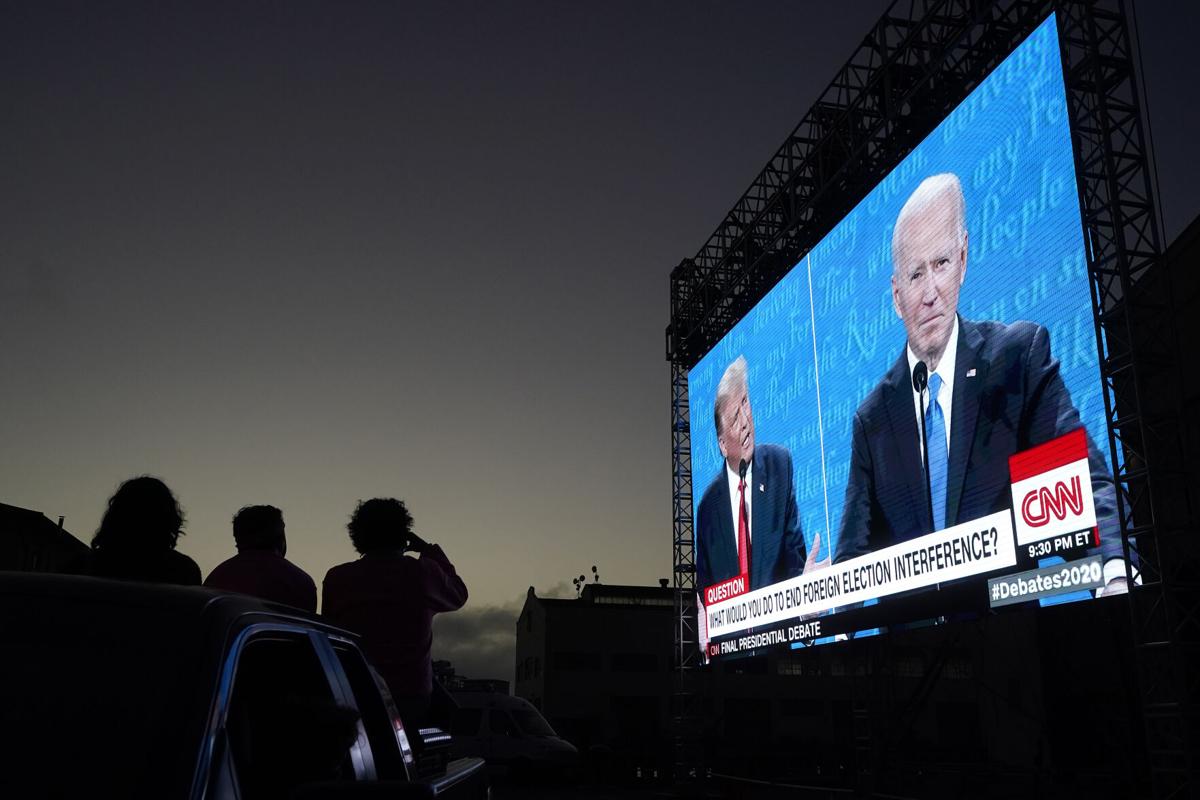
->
[834,173,1129,597]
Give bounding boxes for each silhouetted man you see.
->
[834,173,1129,596]
[205,505,317,612]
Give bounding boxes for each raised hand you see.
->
[804,531,831,574]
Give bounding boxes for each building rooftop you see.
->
[524,581,675,608]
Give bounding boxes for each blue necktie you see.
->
[927,372,948,531]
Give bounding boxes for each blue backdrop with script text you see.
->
[689,17,1109,604]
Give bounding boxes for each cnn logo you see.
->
[1020,475,1084,527]
[1009,430,1097,547]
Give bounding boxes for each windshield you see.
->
[510,708,557,737]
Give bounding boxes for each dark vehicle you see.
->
[450,691,578,777]
[0,573,488,799]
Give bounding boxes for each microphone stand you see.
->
[738,459,749,582]
[914,360,946,620]
[912,361,933,533]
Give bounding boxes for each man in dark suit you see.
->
[696,356,823,593]
[834,173,1129,596]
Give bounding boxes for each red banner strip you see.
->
[1008,428,1088,483]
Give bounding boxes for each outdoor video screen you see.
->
[689,16,1129,661]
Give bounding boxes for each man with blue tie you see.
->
[833,173,1129,597]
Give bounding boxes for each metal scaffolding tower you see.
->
[666,0,1197,794]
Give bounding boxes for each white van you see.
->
[449,691,579,776]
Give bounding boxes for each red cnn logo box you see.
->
[1008,428,1097,547]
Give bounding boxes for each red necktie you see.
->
[737,478,750,579]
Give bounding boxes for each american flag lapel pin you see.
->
[966,368,977,378]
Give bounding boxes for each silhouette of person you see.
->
[204,505,317,612]
[66,475,201,584]
[321,498,467,729]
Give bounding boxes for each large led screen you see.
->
[689,16,1130,661]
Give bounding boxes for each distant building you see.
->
[514,582,674,776]
[0,502,87,572]
[1163,211,1199,494]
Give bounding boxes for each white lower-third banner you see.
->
[704,510,1017,639]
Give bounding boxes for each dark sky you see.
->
[4,1,1197,682]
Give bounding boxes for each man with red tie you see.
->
[696,356,821,594]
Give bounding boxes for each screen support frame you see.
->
[667,0,1195,794]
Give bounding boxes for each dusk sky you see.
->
[4,1,1197,682]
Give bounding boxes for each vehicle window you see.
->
[226,635,360,799]
[510,708,557,737]
[452,708,483,736]
[332,641,411,780]
[489,709,518,737]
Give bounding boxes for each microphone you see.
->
[912,360,928,394]
[912,360,934,532]
[738,459,748,480]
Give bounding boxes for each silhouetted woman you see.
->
[73,476,202,584]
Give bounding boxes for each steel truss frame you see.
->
[667,0,1196,794]
[1060,2,1197,796]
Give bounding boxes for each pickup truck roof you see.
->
[0,569,342,630]
[0,573,355,795]
[0,572,486,799]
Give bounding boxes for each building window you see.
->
[944,657,972,679]
[592,595,674,606]
[776,655,819,676]
[553,651,600,672]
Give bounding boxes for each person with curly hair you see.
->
[69,475,201,584]
[321,498,467,727]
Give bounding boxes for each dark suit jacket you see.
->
[834,317,1121,564]
[696,443,808,592]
